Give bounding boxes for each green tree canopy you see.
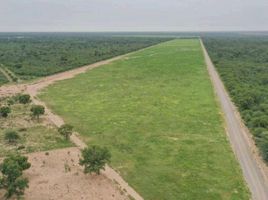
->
[0,153,31,199]
[58,124,73,140]
[79,146,111,175]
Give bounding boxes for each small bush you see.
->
[7,98,15,106]
[18,94,31,104]
[0,106,11,118]
[30,105,45,120]
[5,131,20,144]
[58,124,73,140]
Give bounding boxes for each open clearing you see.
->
[40,39,249,200]
[0,147,129,200]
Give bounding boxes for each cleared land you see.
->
[40,39,249,199]
[23,148,129,200]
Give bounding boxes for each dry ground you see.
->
[1,147,129,200]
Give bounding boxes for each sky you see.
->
[0,0,268,32]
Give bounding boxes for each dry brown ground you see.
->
[0,147,129,200]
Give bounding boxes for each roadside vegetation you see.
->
[40,39,249,200]
[0,95,73,156]
[0,33,170,80]
[0,70,8,85]
[203,36,268,162]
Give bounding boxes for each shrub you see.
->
[0,106,11,118]
[7,98,15,106]
[30,105,45,120]
[79,146,111,175]
[4,131,20,144]
[18,94,31,104]
[58,124,73,140]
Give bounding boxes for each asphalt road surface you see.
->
[201,40,268,200]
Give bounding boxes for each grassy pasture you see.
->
[40,39,249,199]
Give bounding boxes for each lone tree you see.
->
[18,94,31,104]
[0,153,31,199]
[0,106,11,118]
[30,105,45,121]
[4,131,20,144]
[79,146,111,175]
[58,124,73,140]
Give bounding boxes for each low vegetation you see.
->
[30,105,45,120]
[4,131,20,144]
[203,36,268,162]
[0,106,11,118]
[58,124,73,140]
[18,94,31,104]
[41,39,249,199]
[0,96,73,156]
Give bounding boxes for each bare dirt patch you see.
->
[23,147,129,200]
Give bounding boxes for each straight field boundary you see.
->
[201,39,268,200]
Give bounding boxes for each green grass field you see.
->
[40,39,249,200]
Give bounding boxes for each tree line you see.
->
[203,36,268,162]
[0,33,170,80]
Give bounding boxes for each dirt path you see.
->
[0,54,126,97]
[0,52,144,200]
[201,39,268,200]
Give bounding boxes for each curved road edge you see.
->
[200,39,268,200]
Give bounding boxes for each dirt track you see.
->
[0,53,143,200]
[201,40,268,200]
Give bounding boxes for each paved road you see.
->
[201,40,268,200]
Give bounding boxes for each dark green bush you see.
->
[18,94,31,104]
[0,106,11,118]
[4,131,20,144]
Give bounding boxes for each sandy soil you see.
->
[14,147,127,200]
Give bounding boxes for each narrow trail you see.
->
[0,52,144,200]
[201,39,268,200]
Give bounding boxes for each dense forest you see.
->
[203,36,268,162]
[0,33,171,80]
